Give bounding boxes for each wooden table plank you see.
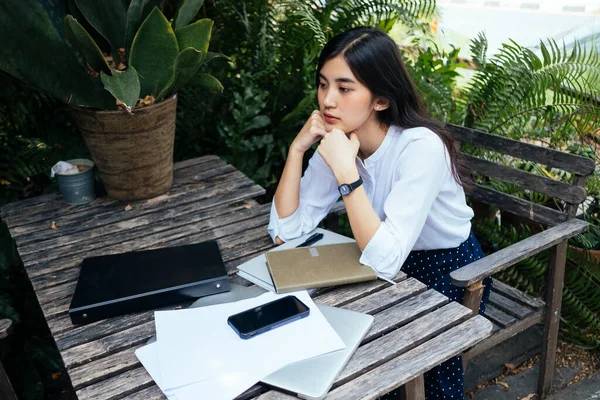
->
[0,157,220,218]
[6,163,238,242]
[2,156,225,230]
[14,165,244,250]
[14,170,258,254]
[325,316,494,400]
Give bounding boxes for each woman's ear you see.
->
[374,98,390,111]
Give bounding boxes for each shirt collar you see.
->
[361,125,396,167]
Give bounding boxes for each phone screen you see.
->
[228,295,310,337]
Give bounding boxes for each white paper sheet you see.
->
[154,290,345,393]
[137,342,274,400]
[136,343,177,400]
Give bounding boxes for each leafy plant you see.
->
[180,0,437,191]
[404,43,466,123]
[0,0,223,110]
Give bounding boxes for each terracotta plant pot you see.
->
[70,95,177,201]
[569,245,600,265]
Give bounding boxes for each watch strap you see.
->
[347,177,363,191]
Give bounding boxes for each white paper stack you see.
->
[136,290,345,400]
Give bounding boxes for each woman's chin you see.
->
[325,121,346,131]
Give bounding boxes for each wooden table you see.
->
[0,156,493,400]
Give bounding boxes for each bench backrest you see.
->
[448,124,596,226]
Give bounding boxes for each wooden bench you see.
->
[325,124,595,399]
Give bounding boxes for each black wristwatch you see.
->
[338,177,363,196]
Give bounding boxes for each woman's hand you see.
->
[318,128,360,183]
[290,111,328,154]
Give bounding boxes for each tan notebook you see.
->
[264,243,378,293]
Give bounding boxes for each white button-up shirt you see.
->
[268,125,474,279]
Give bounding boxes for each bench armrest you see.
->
[450,219,588,287]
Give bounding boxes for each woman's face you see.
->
[317,55,377,133]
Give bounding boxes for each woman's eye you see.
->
[340,87,350,93]
[319,83,327,89]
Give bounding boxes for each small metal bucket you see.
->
[55,158,96,205]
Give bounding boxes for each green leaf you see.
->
[101,67,140,110]
[0,0,113,108]
[175,18,212,57]
[64,15,111,75]
[157,48,203,100]
[124,0,162,54]
[173,0,204,29]
[244,115,271,132]
[129,7,179,97]
[203,51,234,67]
[188,73,223,93]
[74,0,127,50]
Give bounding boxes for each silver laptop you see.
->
[262,304,373,400]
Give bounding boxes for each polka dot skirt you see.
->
[379,231,492,400]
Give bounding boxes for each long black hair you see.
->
[316,26,468,186]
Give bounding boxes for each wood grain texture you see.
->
[539,240,568,397]
[326,316,493,400]
[463,309,543,360]
[401,375,425,400]
[463,281,484,315]
[335,301,469,385]
[0,154,218,218]
[463,154,587,204]
[466,184,567,226]
[491,279,545,310]
[449,124,595,176]
[488,291,533,319]
[15,169,252,252]
[483,304,517,328]
[3,156,227,231]
[450,218,588,287]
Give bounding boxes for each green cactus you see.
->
[0,0,224,110]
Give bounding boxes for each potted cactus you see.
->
[0,0,224,200]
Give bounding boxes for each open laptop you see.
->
[186,284,374,400]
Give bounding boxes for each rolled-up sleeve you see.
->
[268,151,340,243]
[359,136,449,279]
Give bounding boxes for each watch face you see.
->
[339,185,351,195]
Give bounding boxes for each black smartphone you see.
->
[227,295,310,339]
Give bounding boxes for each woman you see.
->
[267,26,491,399]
